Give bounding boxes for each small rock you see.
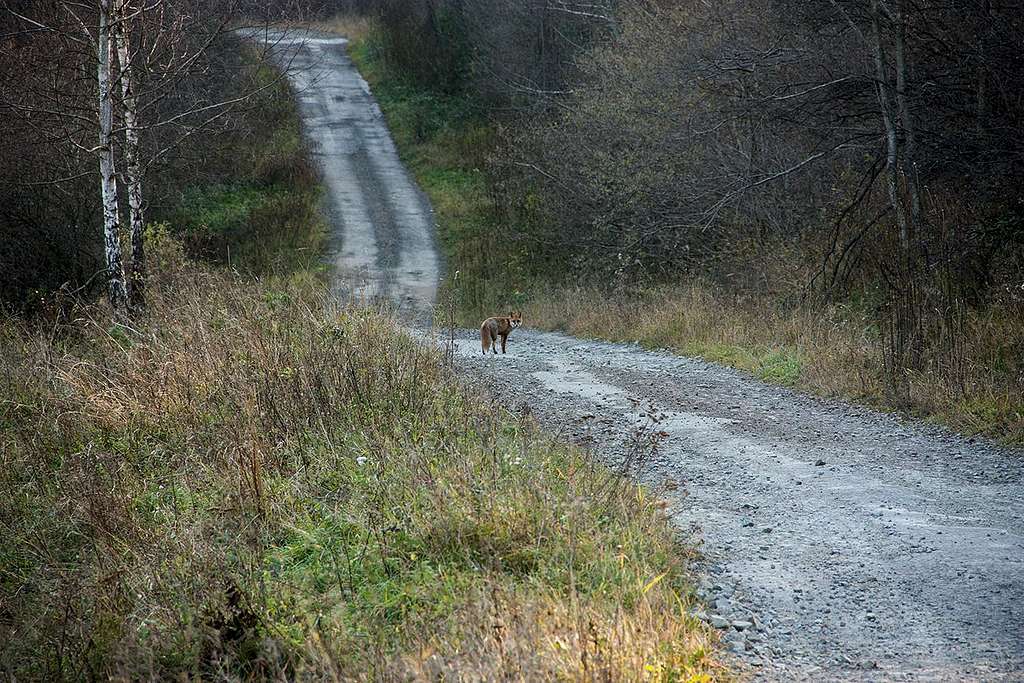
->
[732,620,753,631]
[815,459,826,466]
[724,630,746,643]
[728,640,747,653]
[709,614,730,628]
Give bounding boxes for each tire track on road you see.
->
[252,29,439,320]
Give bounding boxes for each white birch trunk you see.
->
[98,0,128,317]
[115,0,145,310]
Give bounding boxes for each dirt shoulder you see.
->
[452,327,1024,680]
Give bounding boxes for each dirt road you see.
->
[456,332,1023,680]
[253,29,439,321]
[258,29,1023,681]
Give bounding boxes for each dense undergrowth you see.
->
[0,28,720,681]
[0,251,718,679]
[162,57,326,277]
[346,23,1024,445]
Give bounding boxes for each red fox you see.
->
[480,311,523,355]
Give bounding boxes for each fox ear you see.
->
[508,311,513,317]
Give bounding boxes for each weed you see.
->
[0,258,721,678]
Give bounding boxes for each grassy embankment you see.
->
[0,35,720,680]
[347,25,1023,445]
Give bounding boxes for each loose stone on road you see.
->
[453,331,1024,681]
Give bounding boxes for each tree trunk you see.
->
[115,0,145,312]
[870,0,909,254]
[893,0,923,234]
[98,0,128,318]
[975,0,991,139]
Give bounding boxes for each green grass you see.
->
[0,264,720,679]
[163,56,326,277]
[178,184,271,234]
[348,35,528,321]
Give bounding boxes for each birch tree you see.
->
[2,0,282,316]
[97,0,129,317]
[114,0,144,310]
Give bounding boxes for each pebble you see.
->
[709,614,730,628]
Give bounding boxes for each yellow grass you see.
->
[528,283,1024,445]
[0,241,724,679]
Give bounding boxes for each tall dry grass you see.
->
[528,283,1024,445]
[0,237,721,680]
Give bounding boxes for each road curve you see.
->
[248,28,1022,681]
[248,28,440,322]
[454,331,1024,681]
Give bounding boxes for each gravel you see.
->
[451,329,1024,681]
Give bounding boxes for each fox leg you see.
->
[500,333,507,354]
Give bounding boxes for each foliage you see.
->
[348,4,1024,443]
[162,53,326,276]
[0,255,721,679]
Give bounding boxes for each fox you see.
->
[480,311,523,355]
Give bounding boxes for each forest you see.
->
[347,0,1024,441]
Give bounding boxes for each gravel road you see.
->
[454,332,1024,681]
[253,28,1023,681]
[252,28,439,322]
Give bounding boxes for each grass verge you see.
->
[0,249,719,679]
[344,21,1023,446]
[165,56,327,276]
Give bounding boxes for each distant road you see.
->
[249,28,440,321]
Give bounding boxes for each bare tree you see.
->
[97,0,130,316]
[114,0,144,309]
[2,0,287,317]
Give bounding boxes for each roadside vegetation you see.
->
[1,255,719,679]
[164,59,326,276]
[343,5,1023,445]
[1,17,719,681]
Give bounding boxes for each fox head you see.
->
[508,311,523,328]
